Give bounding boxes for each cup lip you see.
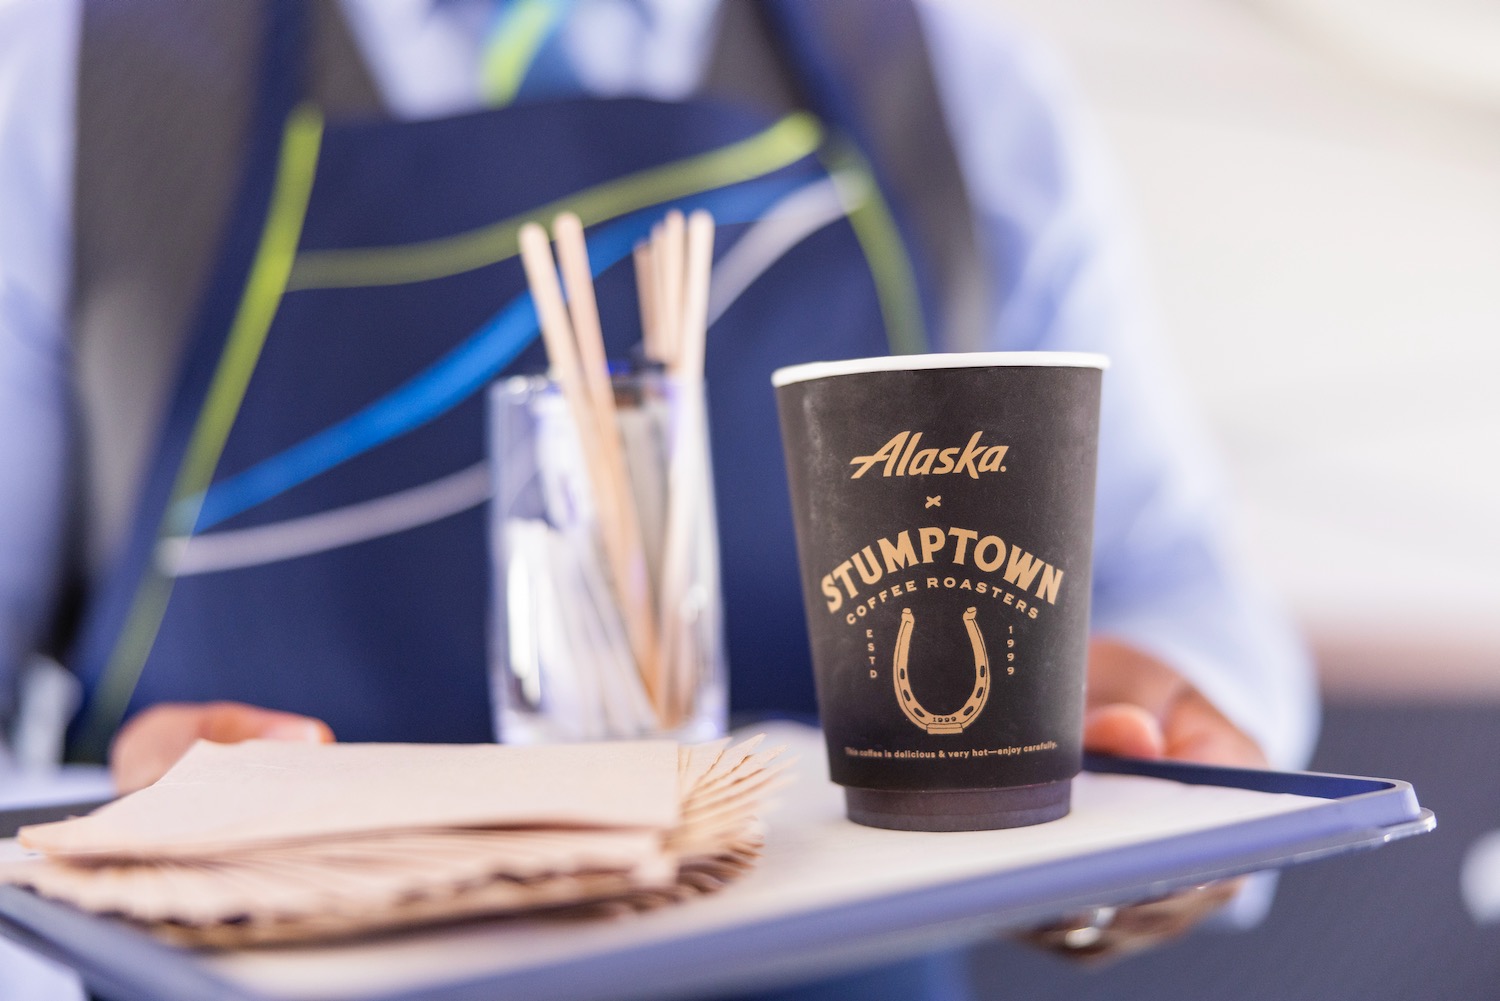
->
[771,351,1110,388]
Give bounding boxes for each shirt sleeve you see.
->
[0,0,79,728]
[915,1,1318,768]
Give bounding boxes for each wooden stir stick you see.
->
[655,210,716,726]
[633,241,660,364]
[653,210,686,370]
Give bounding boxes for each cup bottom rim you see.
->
[844,779,1071,832]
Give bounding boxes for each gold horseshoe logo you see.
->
[892,607,990,734]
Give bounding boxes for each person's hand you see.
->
[110,701,334,794]
[1082,637,1267,769]
[1020,637,1267,962]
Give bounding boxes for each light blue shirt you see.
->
[0,0,1316,769]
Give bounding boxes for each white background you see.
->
[984,0,1500,697]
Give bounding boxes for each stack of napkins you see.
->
[1,735,787,947]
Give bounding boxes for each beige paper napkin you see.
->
[1,736,788,948]
[19,739,682,858]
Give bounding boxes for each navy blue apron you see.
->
[67,1,937,759]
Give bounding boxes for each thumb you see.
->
[1083,703,1166,759]
[111,702,335,794]
[198,702,335,745]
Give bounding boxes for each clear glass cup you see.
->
[487,369,727,744]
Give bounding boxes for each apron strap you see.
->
[756,0,993,353]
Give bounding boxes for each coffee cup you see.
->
[773,352,1106,831]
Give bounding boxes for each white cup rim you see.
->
[771,351,1110,388]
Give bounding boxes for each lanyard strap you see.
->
[480,0,577,106]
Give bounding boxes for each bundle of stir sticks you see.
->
[516,209,716,733]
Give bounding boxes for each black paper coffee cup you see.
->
[773,353,1107,831]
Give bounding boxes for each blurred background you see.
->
[967,0,1500,996]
